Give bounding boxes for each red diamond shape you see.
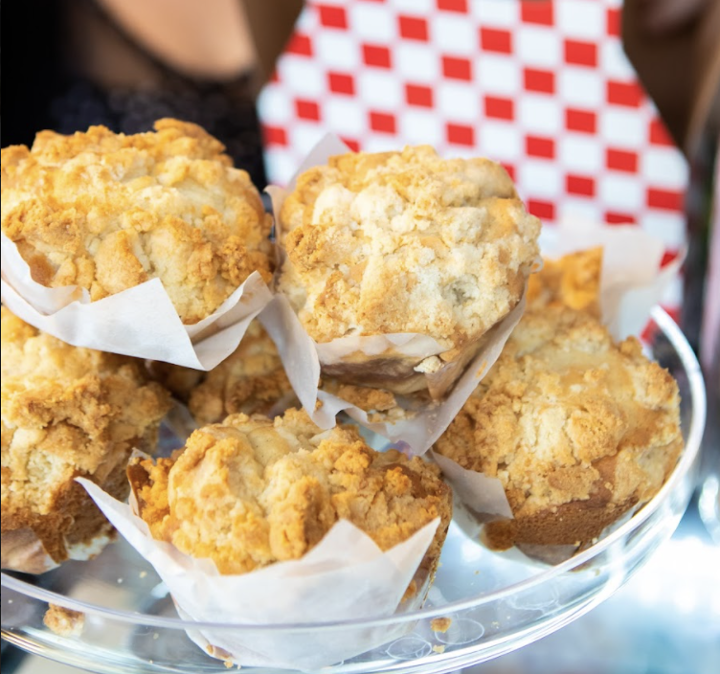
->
[565,108,597,134]
[480,28,512,54]
[524,68,555,94]
[527,199,555,220]
[318,4,348,29]
[406,84,434,108]
[607,81,643,107]
[521,1,554,25]
[328,72,355,96]
[443,56,472,81]
[295,99,320,121]
[263,126,287,147]
[564,40,597,68]
[485,96,514,121]
[437,0,468,12]
[286,33,313,57]
[399,15,429,41]
[566,174,595,197]
[447,123,475,146]
[606,148,638,173]
[369,111,396,134]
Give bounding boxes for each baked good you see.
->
[526,246,602,317]
[434,251,683,551]
[148,321,296,425]
[277,146,541,394]
[1,308,171,571]
[129,408,451,591]
[1,119,273,324]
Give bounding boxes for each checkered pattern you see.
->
[258,0,688,317]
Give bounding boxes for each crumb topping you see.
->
[279,146,540,347]
[1,307,171,561]
[131,408,451,574]
[1,119,273,323]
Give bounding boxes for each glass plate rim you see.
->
[1,306,707,633]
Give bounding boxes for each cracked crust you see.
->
[434,252,683,549]
[148,321,296,425]
[1,308,171,567]
[129,408,452,580]
[1,119,273,324]
[278,146,540,349]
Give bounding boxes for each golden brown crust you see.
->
[148,322,296,424]
[526,247,603,317]
[434,253,683,549]
[1,119,273,324]
[130,408,451,576]
[1,307,171,565]
[278,146,540,348]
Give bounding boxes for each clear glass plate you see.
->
[1,307,706,674]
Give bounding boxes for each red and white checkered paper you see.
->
[258,0,687,317]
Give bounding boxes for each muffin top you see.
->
[1,307,171,548]
[434,252,682,522]
[278,146,541,348]
[1,119,273,324]
[130,408,451,574]
[149,321,295,424]
[526,247,602,317]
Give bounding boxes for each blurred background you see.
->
[1,1,718,673]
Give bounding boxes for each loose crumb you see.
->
[43,604,85,637]
[432,645,446,654]
[139,570,148,578]
[431,617,452,633]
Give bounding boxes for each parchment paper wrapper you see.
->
[540,216,685,341]
[1,232,274,369]
[1,528,112,574]
[260,294,526,456]
[78,478,440,669]
[435,219,686,560]
[264,134,533,454]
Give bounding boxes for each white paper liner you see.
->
[260,293,526,456]
[435,219,686,558]
[1,231,274,369]
[78,477,440,669]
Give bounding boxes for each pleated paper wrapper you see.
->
[264,134,534,456]
[79,478,440,669]
[0,231,274,370]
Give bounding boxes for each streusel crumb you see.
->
[1,119,273,323]
[130,409,451,575]
[1,307,171,564]
[279,146,540,347]
[434,252,682,548]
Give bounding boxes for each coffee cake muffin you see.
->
[1,119,273,324]
[148,321,296,425]
[277,146,540,394]
[434,251,683,551]
[1,308,171,571]
[129,408,451,590]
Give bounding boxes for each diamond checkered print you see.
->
[258,0,687,316]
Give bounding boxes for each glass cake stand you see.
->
[1,307,706,674]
